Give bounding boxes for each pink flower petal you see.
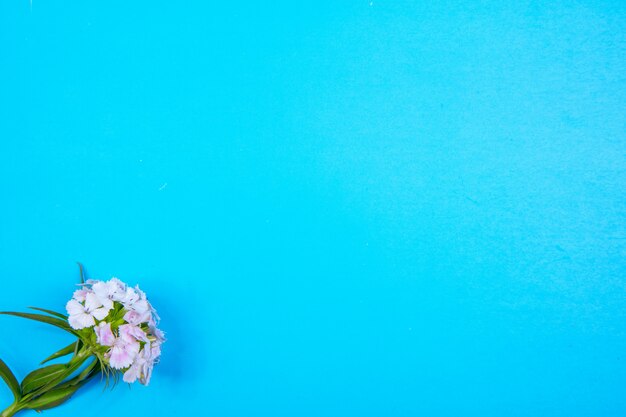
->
[95,322,115,346]
[119,324,148,343]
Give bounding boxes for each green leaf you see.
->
[0,358,21,401]
[25,383,82,411]
[73,339,83,357]
[28,307,67,319]
[77,262,85,284]
[57,359,99,389]
[26,361,99,412]
[21,364,68,394]
[40,342,78,365]
[0,312,74,335]
[30,352,90,396]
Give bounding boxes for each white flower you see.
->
[123,309,151,326]
[119,286,139,305]
[92,278,125,310]
[66,292,110,329]
[72,289,88,302]
[119,323,149,343]
[107,337,140,369]
[123,344,154,385]
[120,285,150,314]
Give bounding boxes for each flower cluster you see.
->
[66,278,164,385]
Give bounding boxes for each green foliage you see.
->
[25,359,99,411]
[0,359,21,401]
[24,383,82,411]
[28,307,67,319]
[77,262,85,284]
[0,264,107,416]
[40,342,78,365]
[0,312,74,335]
[21,364,68,395]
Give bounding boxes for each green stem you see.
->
[0,401,23,417]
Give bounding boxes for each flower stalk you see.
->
[0,403,20,417]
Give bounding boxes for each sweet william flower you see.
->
[124,309,151,326]
[120,323,149,343]
[91,278,124,310]
[107,337,140,369]
[86,278,164,383]
[123,342,154,384]
[66,292,110,329]
[120,285,150,314]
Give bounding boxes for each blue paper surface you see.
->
[1,1,625,415]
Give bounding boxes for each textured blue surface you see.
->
[1,1,625,416]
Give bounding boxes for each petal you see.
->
[72,289,88,302]
[95,322,115,346]
[137,310,152,325]
[69,313,95,329]
[91,280,108,296]
[150,343,162,360]
[98,297,114,311]
[119,324,148,343]
[122,365,139,383]
[84,292,103,311]
[108,345,134,369]
[123,310,142,325]
[66,299,84,316]
[142,341,152,357]
[135,286,147,301]
[140,362,153,386]
[107,278,125,294]
[125,340,141,357]
[132,299,150,314]
[151,326,166,343]
[121,287,139,305]
[94,279,122,298]
[150,305,161,324]
[91,307,110,321]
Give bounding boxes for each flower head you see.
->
[65,276,165,385]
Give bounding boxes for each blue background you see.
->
[1,1,625,416]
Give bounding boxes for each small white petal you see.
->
[69,313,95,329]
[66,299,84,316]
[132,299,150,314]
[98,297,114,311]
[123,310,145,325]
[72,289,88,302]
[141,362,154,385]
[123,365,139,383]
[121,287,139,305]
[84,292,103,312]
[91,307,109,321]
[119,324,148,343]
